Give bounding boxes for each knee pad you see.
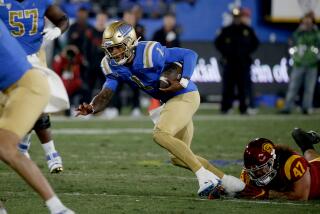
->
[33,114,51,130]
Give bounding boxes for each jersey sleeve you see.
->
[238,170,269,199]
[100,56,113,75]
[103,76,119,92]
[142,41,166,69]
[284,155,309,182]
[101,56,119,91]
[240,169,251,185]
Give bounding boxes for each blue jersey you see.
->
[0,0,53,55]
[101,41,198,102]
[0,19,32,90]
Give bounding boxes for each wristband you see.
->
[179,78,189,88]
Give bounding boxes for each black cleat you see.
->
[292,128,319,153]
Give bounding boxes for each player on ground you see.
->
[75,21,245,198]
[0,0,70,173]
[238,128,320,200]
[0,19,73,214]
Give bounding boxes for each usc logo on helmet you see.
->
[262,143,273,154]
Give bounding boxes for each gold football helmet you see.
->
[101,21,139,65]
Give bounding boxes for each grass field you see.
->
[1,110,320,213]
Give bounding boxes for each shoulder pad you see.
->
[100,56,112,75]
[143,41,158,68]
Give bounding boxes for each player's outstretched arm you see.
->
[75,88,113,116]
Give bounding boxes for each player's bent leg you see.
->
[34,114,63,173]
[0,69,49,137]
[0,70,73,213]
[0,129,55,199]
[153,92,222,198]
[304,149,320,162]
[174,120,226,179]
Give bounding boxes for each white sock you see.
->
[45,195,66,214]
[42,140,56,154]
[0,208,8,214]
[195,167,220,186]
[221,174,245,194]
[18,133,32,153]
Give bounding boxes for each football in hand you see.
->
[159,62,182,89]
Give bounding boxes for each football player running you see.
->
[239,128,320,200]
[0,0,70,173]
[76,21,245,198]
[0,19,74,214]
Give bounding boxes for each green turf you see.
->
[1,113,320,213]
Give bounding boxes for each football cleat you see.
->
[292,128,320,147]
[198,179,224,199]
[46,152,63,173]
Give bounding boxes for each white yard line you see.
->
[52,128,153,135]
[1,191,315,206]
[51,115,320,122]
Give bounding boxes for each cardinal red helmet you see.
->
[243,138,277,186]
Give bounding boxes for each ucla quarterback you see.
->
[76,21,245,198]
[0,19,73,214]
[0,0,70,173]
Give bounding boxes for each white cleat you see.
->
[46,152,63,173]
[198,179,223,199]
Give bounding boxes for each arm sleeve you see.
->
[164,47,198,79]
[149,42,198,78]
[103,76,119,92]
[284,155,309,182]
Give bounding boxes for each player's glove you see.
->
[42,27,61,41]
[159,79,184,93]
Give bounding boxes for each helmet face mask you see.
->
[245,153,277,186]
[101,21,139,66]
[103,43,130,65]
[243,138,278,187]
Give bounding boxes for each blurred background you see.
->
[48,0,320,117]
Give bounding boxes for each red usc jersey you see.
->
[240,154,320,199]
[309,158,320,199]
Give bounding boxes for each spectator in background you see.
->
[214,8,259,115]
[67,7,93,103]
[281,12,320,115]
[52,45,84,116]
[153,13,181,48]
[131,4,146,40]
[86,12,109,96]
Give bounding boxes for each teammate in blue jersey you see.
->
[0,0,70,173]
[0,20,73,214]
[76,21,245,199]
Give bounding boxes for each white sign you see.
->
[271,0,320,21]
[192,57,290,84]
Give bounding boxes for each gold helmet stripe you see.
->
[143,41,157,68]
[100,56,112,75]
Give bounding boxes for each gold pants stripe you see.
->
[0,69,49,138]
